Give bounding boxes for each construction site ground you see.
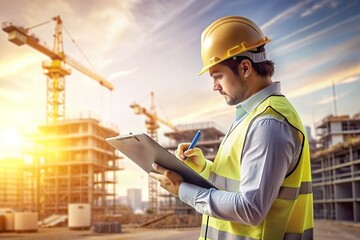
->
[0,220,359,240]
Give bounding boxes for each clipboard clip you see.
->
[116,132,141,144]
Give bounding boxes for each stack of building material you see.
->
[93,222,121,233]
[39,214,68,228]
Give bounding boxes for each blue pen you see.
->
[187,130,202,150]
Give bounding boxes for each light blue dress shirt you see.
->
[179,82,301,225]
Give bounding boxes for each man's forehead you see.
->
[209,64,226,76]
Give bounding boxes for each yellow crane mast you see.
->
[130,91,177,212]
[2,16,113,123]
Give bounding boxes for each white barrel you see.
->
[68,204,91,230]
[14,212,38,232]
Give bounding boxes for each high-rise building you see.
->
[305,125,317,151]
[311,114,360,222]
[127,188,142,212]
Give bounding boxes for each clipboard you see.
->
[106,133,217,189]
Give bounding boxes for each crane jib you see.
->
[2,16,113,123]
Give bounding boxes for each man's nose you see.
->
[213,83,222,91]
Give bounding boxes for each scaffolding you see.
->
[159,121,225,214]
[312,114,360,222]
[165,121,225,160]
[0,159,36,211]
[28,114,123,220]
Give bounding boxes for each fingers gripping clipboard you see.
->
[106,133,217,189]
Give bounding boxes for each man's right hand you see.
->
[175,143,207,173]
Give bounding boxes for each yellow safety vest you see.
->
[200,95,314,240]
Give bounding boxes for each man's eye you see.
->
[214,75,222,80]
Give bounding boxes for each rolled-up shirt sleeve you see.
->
[179,116,301,225]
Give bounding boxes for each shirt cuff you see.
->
[179,182,201,207]
[199,160,213,179]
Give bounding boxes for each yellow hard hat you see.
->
[199,16,271,75]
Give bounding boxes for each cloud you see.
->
[0,54,43,79]
[90,1,140,47]
[340,75,360,84]
[272,13,360,56]
[260,0,311,31]
[261,0,342,32]
[147,0,196,35]
[109,68,138,80]
[286,63,360,99]
[155,0,220,56]
[317,95,335,105]
[121,0,219,57]
[272,2,355,45]
[99,58,113,71]
[173,97,233,124]
[300,0,339,17]
[277,37,360,83]
[9,1,142,72]
[24,0,73,21]
[187,0,219,20]
[316,90,349,105]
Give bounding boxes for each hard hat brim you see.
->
[198,40,271,76]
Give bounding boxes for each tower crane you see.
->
[2,16,113,123]
[130,91,178,212]
[130,92,178,141]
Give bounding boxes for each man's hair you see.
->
[220,45,275,77]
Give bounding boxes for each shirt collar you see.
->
[235,81,281,121]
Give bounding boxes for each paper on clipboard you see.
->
[106,133,217,189]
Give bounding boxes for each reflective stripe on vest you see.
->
[201,225,258,240]
[284,228,313,240]
[278,182,313,200]
[208,172,239,191]
[209,171,312,200]
[201,226,314,240]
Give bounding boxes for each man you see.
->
[150,16,314,240]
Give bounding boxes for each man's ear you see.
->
[238,59,252,78]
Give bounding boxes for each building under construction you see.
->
[0,159,36,211]
[1,16,120,223]
[27,114,122,220]
[159,121,225,214]
[311,114,360,222]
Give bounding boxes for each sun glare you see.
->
[0,55,43,79]
[0,128,23,159]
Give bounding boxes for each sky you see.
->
[1,0,360,200]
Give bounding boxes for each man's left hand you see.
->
[149,163,184,197]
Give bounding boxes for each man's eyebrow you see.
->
[210,71,219,77]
